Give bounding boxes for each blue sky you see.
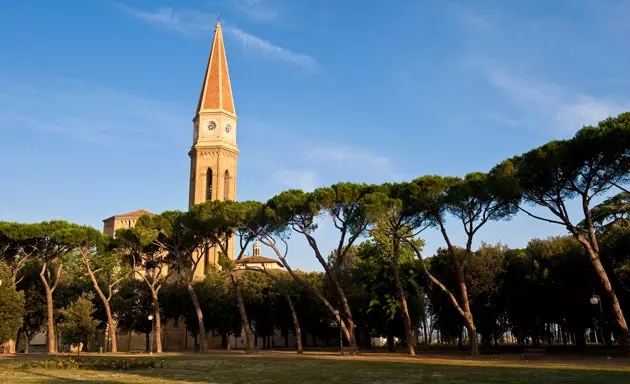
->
[1,0,629,271]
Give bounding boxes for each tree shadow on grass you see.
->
[20,370,122,384]
[5,355,630,384]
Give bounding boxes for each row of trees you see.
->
[2,227,629,354]
[1,112,629,357]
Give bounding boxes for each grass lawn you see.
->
[1,352,630,383]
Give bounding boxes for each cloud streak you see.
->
[116,4,213,36]
[0,78,186,148]
[117,3,320,73]
[449,2,494,31]
[230,0,280,23]
[481,61,629,131]
[268,145,407,193]
[225,26,320,73]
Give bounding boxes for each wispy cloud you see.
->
[308,146,396,175]
[230,0,280,23]
[449,2,494,31]
[225,26,320,73]
[475,59,629,131]
[116,3,213,36]
[272,169,318,192]
[116,3,319,73]
[0,78,186,148]
[267,145,406,193]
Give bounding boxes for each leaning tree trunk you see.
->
[186,282,207,352]
[393,238,416,356]
[284,289,303,354]
[231,273,255,353]
[583,244,630,356]
[152,294,163,353]
[457,273,479,356]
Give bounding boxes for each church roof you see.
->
[237,255,282,267]
[102,209,154,222]
[196,21,235,115]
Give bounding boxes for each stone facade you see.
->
[102,209,153,238]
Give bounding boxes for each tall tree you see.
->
[432,172,517,355]
[262,185,373,348]
[364,182,426,355]
[116,214,175,354]
[493,112,630,354]
[134,211,210,352]
[192,200,260,352]
[4,221,75,353]
[61,225,124,353]
[253,192,356,347]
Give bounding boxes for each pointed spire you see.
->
[196,21,235,115]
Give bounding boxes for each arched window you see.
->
[206,168,213,201]
[224,170,230,200]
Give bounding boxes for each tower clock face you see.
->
[224,124,232,135]
[205,120,217,133]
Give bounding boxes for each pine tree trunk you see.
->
[186,282,207,352]
[588,248,630,356]
[456,264,478,357]
[153,294,163,353]
[23,332,29,354]
[231,273,254,353]
[392,238,415,356]
[284,290,303,354]
[82,253,118,353]
[42,278,56,353]
[423,317,428,347]
[465,318,479,356]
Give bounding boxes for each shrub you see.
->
[20,357,165,371]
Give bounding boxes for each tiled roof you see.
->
[103,209,154,222]
[237,255,282,266]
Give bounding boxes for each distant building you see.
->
[102,209,153,238]
[237,242,283,270]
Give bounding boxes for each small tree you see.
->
[58,292,100,355]
[0,261,25,348]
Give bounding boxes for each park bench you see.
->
[522,348,546,360]
[339,346,359,356]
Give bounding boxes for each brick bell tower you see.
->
[189,20,238,269]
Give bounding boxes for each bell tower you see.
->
[189,21,238,266]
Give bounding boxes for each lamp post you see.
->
[148,314,154,354]
[590,294,605,344]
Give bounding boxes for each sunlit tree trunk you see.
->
[392,238,415,356]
